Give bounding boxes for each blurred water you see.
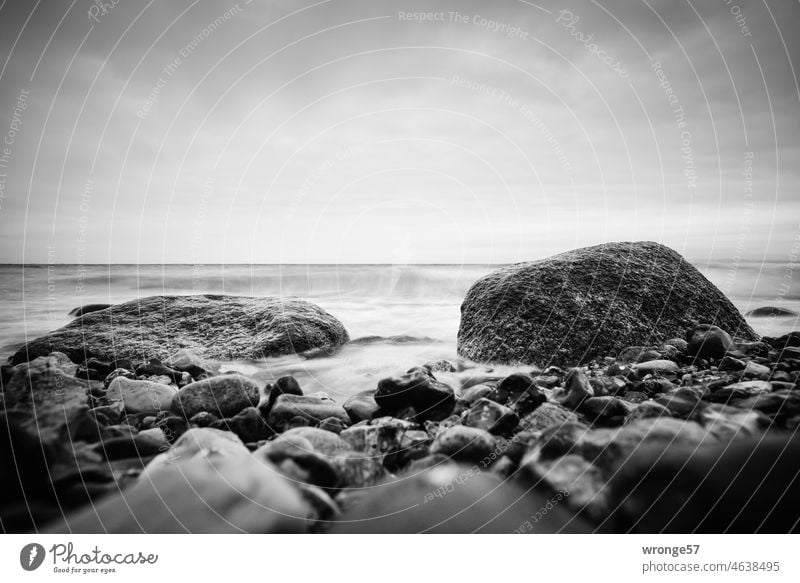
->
[0,262,797,399]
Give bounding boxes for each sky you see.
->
[0,0,798,264]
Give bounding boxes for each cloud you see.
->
[0,0,797,263]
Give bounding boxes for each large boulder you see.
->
[10,294,349,365]
[457,242,757,366]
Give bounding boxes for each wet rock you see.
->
[332,464,590,533]
[627,400,672,422]
[741,361,771,380]
[578,417,716,475]
[653,389,708,420]
[49,443,308,533]
[280,427,352,457]
[255,438,340,490]
[580,396,633,426]
[12,294,350,365]
[664,338,688,353]
[267,394,349,433]
[631,359,679,378]
[3,354,92,446]
[519,402,579,432]
[93,428,169,460]
[430,426,495,464]
[520,454,606,517]
[172,374,259,418]
[604,436,800,533]
[318,417,347,434]
[736,390,800,421]
[465,398,519,434]
[260,376,303,417]
[489,373,546,416]
[699,404,768,441]
[375,371,455,422]
[687,324,734,360]
[331,452,388,489]
[343,390,381,423]
[560,368,594,410]
[340,417,422,457]
[155,415,190,444]
[106,377,178,416]
[459,383,494,404]
[135,359,183,384]
[188,411,219,427]
[457,242,756,366]
[164,348,215,377]
[210,407,269,443]
[710,380,771,403]
[103,368,137,389]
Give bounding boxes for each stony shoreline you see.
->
[2,322,799,533]
[2,242,800,533]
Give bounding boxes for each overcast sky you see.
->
[0,0,798,264]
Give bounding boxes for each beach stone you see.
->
[103,368,136,389]
[459,383,494,404]
[464,398,519,434]
[736,390,800,420]
[164,348,215,377]
[49,445,307,533]
[189,411,219,427]
[93,428,169,460]
[631,359,680,378]
[332,464,590,533]
[521,454,606,516]
[11,294,350,365]
[653,389,708,420]
[343,390,381,423]
[375,371,455,422]
[254,439,340,490]
[627,400,673,422]
[560,368,594,409]
[172,374,259,418]
[3,355,92,446]
[430,426,495,464]
[710,380,771,403]
[742,361,772,380]
[267,394,349,433]
[457,242,756,366]
[580,396,633,426]
[687,324,734,360]
[699,404,767,441]
[260,376,303,416]
[135,359,183,384]
[489,372,547,415]
[578,417,715,475]
[280,427,351,457]
[210,407,270,443]
[331,452,388,489]
[604,436,800,533]
[340,417,420,456]
[519,402,579,432]
[318,417,347,434]
[106,377,178,416]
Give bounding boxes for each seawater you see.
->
[1,263,797,401]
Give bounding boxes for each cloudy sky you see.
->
[0,0,798,264]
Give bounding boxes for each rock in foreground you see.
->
[457,241,757,366]
[10,294,349,364]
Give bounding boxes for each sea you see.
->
[1,262,798,401]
